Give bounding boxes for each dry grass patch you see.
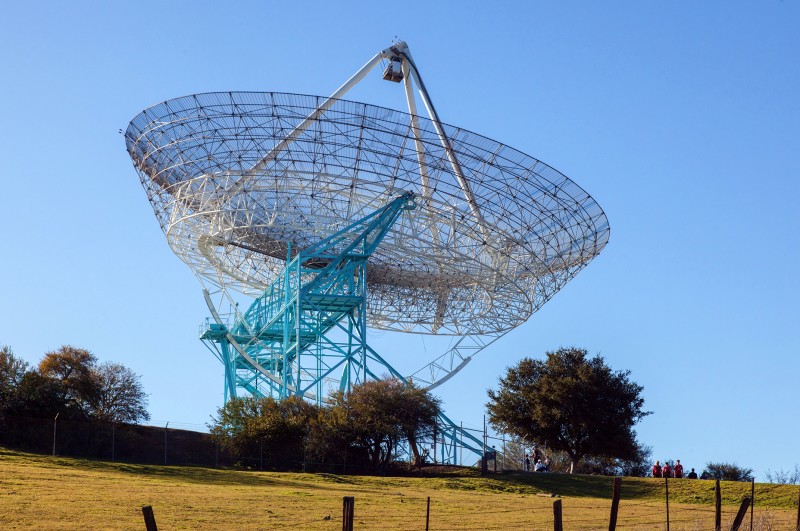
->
[1,449,798,530]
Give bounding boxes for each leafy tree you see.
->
[210,395,318,469]
[1,345,28,406]
[487,347,650,473]
[703,461,753,482]
[7,371,68,418]
[306,397,357,466]
[578,441,652,477]
[1,346,68,419]
[340,379,440,469]
[39,346,99,418]
[89,362,150,423]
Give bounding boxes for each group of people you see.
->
[524,446,550,472]
[652,459,698,479]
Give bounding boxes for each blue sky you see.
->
[1,1,798,479]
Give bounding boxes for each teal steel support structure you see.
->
[201,191,484,463]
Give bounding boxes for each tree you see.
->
[1,345,29,406]
[1,345,69,419]
[306,396,356,466]
[764,465,800,485]
[487,347,650,473]
[210,395,318,469]
[703,462,753,482]
[340,379,440,469]
[38,346,99,418]
[89,362,150,423]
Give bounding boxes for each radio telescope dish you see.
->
[126,42,609,459]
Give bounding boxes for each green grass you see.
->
[1,448,798,529]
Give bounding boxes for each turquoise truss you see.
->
[201,192,484,463]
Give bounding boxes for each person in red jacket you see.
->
[652,460,662,478]
[674,460,684,478]
[662,461,673,478]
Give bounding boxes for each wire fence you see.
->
[139,482,800,531]
[268,483,798,530]
[5,414,800,530]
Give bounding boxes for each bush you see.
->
[702,461,753,481]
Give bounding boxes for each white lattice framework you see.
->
[125,42,609,391]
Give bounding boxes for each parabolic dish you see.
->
[125,92,609,337]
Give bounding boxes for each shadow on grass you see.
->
[3,448,798,508]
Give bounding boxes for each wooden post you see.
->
[141,506,158,531]
[609,476,621,531]
[425,496,430,531]
[716,479,722,531]
[342,496,354,531]
[750,478,754,531]
[553,499,563,531]
[665,477,670,531]
[730,496,751,531]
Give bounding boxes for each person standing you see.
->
[674,460,684,478]
[525,455,531,472]
[652,460,662,478]
[533,446,542,465]
[662,461,673,478]
[687,468,698,479]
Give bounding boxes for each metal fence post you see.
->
[51,412,60,457]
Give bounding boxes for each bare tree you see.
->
[90,362,150,424]
[764,465,800,485]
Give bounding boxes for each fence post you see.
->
[342,496,354,531]
[750,478,754,531]
[111,424,115,462]
[553,499,563,531]
[141,505,158,531]
[609,476,621,531]
[425,496,430,531]
[730,496,751,531]
[716,479,722,531]
[164,422,169,465]
[665,476,670,531]
[52,412,59,457]
[260,438,264,471]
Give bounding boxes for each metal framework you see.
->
[125,41,609,462]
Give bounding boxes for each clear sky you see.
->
[1,1,798,479]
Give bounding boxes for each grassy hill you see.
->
[1,448,798,529]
